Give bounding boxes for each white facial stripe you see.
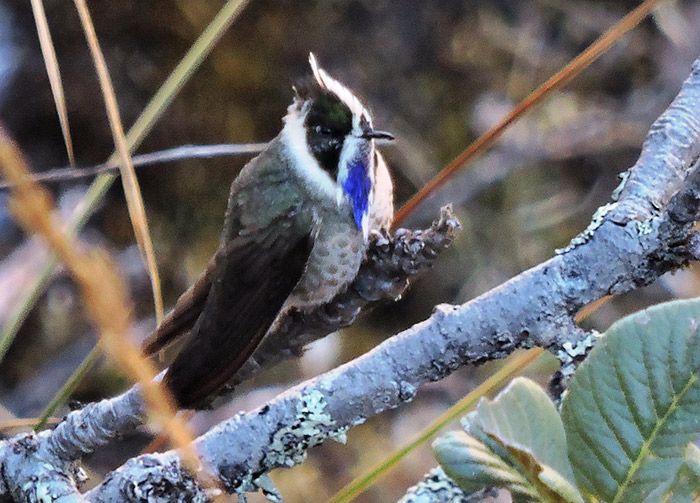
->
[308,53,371,134]
[281,101,337,200]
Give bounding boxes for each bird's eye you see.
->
[314,125,333,136]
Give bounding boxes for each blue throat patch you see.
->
[343,159,371,232]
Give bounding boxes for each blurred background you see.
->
[1,0,700,501]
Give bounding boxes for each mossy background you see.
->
[1,1,699,500]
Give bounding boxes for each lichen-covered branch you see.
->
[0,431,87,502]
[2,57,700,502]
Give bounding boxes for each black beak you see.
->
[362,129,395,141]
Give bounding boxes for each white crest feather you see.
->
[308,53,371,132]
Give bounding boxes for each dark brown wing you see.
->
[142,256,217,356]
[164,227,311,407]
[161,145,315,408]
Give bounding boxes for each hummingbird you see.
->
[143,54,394,408]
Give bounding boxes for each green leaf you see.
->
[469,377,577,485]
[434,377,583,502]
[433,430,538,500]
[561,298,700,502]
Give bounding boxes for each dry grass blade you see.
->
[30,0,76,167]
[575,295,611,321]
[0,124,202,481]
[73,0,164,322]
[393,0,665,226]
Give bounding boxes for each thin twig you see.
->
[0,143,267,190]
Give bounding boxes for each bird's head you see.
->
[283,53,393,235]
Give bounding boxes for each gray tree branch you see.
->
[1,56,699,501]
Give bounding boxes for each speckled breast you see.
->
[287,207,366,309]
